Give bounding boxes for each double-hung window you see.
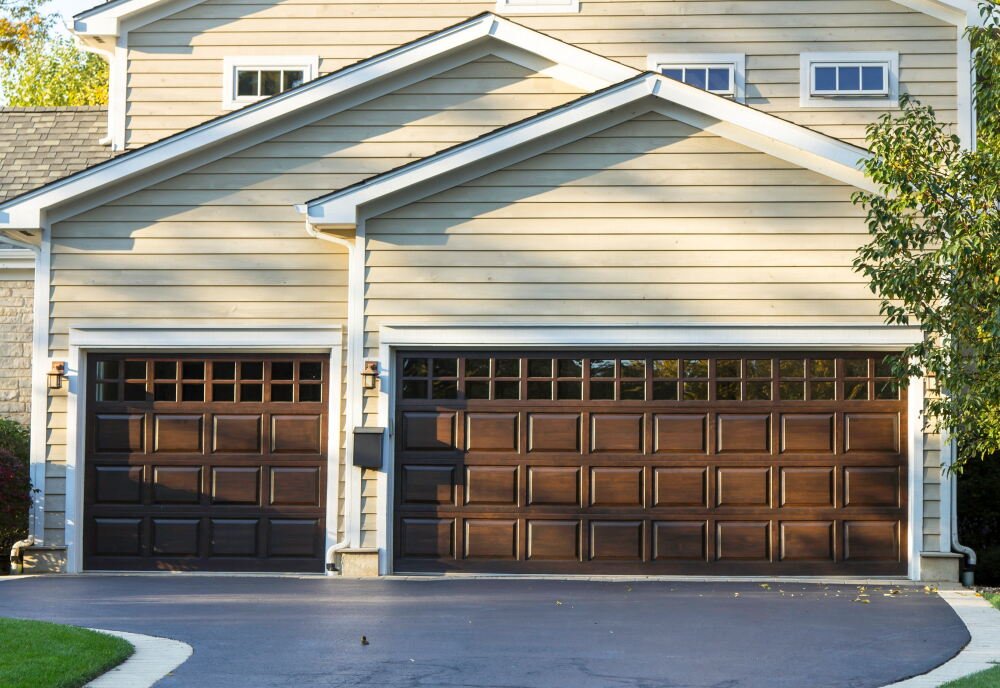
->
[647,54,746,102]
[800,52,898,107]
[222,56,319,110]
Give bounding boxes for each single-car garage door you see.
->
[394,351,908,575]
[84,354,328,572]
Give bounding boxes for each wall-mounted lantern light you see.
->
[47,361,66,390]
[361,361,379,390]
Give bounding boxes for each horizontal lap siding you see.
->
[127,0,957,146]
[44,58,581,549]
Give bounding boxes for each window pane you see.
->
[683,381,708,400]
[707,67,731,92]
[124,360,147,379]
[876,356,897,377]
[300,362,322,381]
[652,380,678,400]
[662,67,684,81]
[401,380,427,399]
[402,358,428,377]
[716,381,740,400]
[260,70,281,96]
[620,359,645,378]
[746,359,771,378]
[716,359,740,378]
[154,361,177,380]
[494,381,519,400]
[181,361,204,380]
[272,361,294,380]
[683,359,708,378]
[299,384,322,402]
[495,359,520,377]
[124,383,147,401]
[746,381,771,400]
[527,381,552,399]
[432,358,457,377]
[272,384,294,402]
[810,381,835,400]
[846,381,869,400]
[845,359,868,378]
[590,381,614,400]
[557,381,582,400]
[779,382,805,400]
[814,66,837,91]
[810,359,835,378]
[653,359,678,378]
[876,380,899,400]
[214,361,236,380]
[557,359,582,378]
[182,383,204,402]
[97,360,119,380]
[432,380,458,399]
[620,382,644,400]
[154,383,176,401]
[465,381,489,399]
[527,359,552,377]
[212,383,235,402]
[861,65,884,91]
[465,358,490,377]
[683,68,707,89]
[779,359,805,378]
[590,359,615,378]
[241,361,264,380]
[241,383,263,402]
[283,69,305,91]
[237,69,258,97]
[838,65,861,91]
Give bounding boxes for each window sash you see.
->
[234,67,308,100]
[658,64,735,96]
[809,62,889,96]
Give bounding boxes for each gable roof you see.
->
[0,107,112,203]
[0,13,637,236]
[72,0,982,39]
[304,72,874,228]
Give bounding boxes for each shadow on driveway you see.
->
[0,576,969,688]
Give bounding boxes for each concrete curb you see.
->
[883,589,1000,687]
[85,629,192,688]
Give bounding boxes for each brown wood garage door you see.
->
[393,351,908,575]
[84,354,328,572]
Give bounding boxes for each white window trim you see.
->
[495,0,580,14]
[648,53,746,103]
[222,55,319,111]
[373,323,925,578]
[800,52,899,109]
[62,325,342,574]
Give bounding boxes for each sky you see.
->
[43,0,104,32]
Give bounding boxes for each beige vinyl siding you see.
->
[41,57,582,549]
[362,111,939,550]
[127,0,958,147]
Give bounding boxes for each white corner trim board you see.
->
[0,12,637,231]
[85,629,192,688]
[62,325,343,574]
[373,323,926,577]
[303,72,874,228]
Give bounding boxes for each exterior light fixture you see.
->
[47,361,66,390]
[362,361,379,390]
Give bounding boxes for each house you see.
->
[0,0,978,580]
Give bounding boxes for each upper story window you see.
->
[647,53,746,103]
[495,0,579,13]
[800,52,898,108]
[222,55,319,110]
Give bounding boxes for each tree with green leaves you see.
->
[0,0,46,59]
[852,1,1000,471]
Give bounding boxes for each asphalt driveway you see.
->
[0,576,969,688]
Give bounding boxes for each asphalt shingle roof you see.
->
[0,106,112,203]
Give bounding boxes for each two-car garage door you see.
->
[393,351,908,576]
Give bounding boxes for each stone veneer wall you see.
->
[0,279,33,425]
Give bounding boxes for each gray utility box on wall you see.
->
[353,427,385,469]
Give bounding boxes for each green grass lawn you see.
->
[0,618,133,688]
[938,590,1000,688]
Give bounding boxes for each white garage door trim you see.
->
[375,323,926,579]
[63,325,343,574]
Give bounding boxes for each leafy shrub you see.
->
[957,453,1000,584]
[0,418,30,461]
[0,448,31,574]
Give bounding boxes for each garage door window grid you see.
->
[400,354,899,403]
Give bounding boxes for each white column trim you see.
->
[63,325,343,574]
[27,236,47,545]
[374,322,925,578]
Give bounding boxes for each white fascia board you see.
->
[1,13,633,231]
[305,73,873,227]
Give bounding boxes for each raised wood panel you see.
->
[716,521,770,561]
[402,412,455,451]
[845,414,900,453]
[93,518,142,556]
[210,519,258,556]
[590,467,643,507]
[400,518,454,558]
[653,521,706,561]
[781,414,834,453]
[268,519,320,558]
[93,466,143,504]
[780,521,834,561]
[654,414,707,454]
[213,415,261,453]
[844,521,900,561]
[402,465,454,505]
[270,415,323,454]
[465,466,518,506]
[527,520,579,561]
[528,413,580,452]
[527,466,580,506]
[717,467,770,507]
[466,413,518,452]
[152,518,200,556]
[154,415,203,453]
[211,467,260,505]
[591,414,643,453]
[654,467,707,507]
[590,521,643,561]
[152,466,201,504]
[464,519,517,560]
[93,414,144,453]
[780,467,834,507]
[270,467,321,506]
[717,414,770,454]
[844,467,900,507]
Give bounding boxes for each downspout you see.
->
[9,536,34,575]
[303,218,359,573]
[949,438,977,586]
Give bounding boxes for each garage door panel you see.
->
[93,466,144,504]
[394,351,907,575]
[85,354,327,572]
[152,466,202,504]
